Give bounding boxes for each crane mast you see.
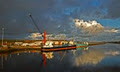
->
[29,13,46,45]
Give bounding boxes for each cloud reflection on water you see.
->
[1,44,120,72]
[74,49,104,66]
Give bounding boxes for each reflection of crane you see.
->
[60,51,66,61]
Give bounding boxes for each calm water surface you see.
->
[0,44,120,72]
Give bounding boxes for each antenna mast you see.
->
[1,28,4,47]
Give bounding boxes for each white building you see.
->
[21,43,29,46]
[43,41,53,47]
[14,42,23,45]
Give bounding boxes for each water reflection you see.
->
[0,44,120,72]
[43,52,54,59]
[0,47,89,68]
[75,49,104,66]
[105,51,120,56]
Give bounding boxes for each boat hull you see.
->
[41,45,76,52]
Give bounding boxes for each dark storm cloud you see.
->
[0,0,56,35]
[0,0,119,37]
[107,0,120,18]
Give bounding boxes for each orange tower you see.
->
[42,30,46,45]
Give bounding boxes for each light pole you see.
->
[2,27,4,47]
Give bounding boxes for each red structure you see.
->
[42,54,46,67]
[42,30,46,45]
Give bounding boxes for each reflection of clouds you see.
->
[105,51,120,56]
[43,52,54,59]
[75,50,104,66]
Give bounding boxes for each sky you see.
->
[0,0,120,41]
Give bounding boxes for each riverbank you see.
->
[0,42,105,54]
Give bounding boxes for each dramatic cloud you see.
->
[0,0,120,40]
[106,0,120,18]
[74,19,104,34]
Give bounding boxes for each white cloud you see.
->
[104,29,119,33]
[27,33,66,40]
[28,33,42,40]
[74,19,104,34]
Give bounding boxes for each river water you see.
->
[0,44,120,72]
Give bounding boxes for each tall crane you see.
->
[29,13,46,45]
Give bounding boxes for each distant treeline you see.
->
[106,41,120,44]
